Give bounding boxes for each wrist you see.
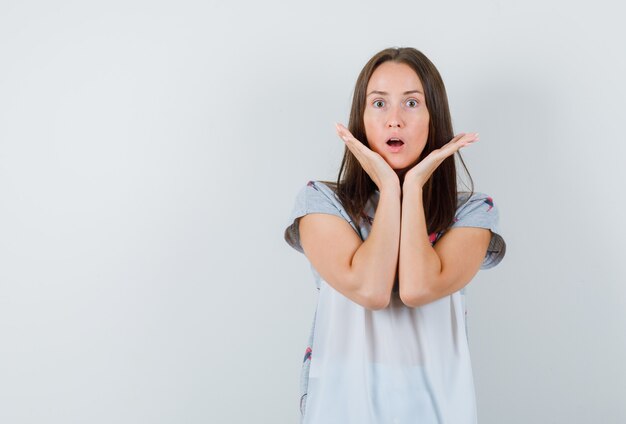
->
[402,180,423,195]
[401,170,425,189]
[380,178,401,196]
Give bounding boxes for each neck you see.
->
[395,168,408,186]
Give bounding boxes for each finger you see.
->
[335,122,348,133]
[455,132,479,144]
[335,122,351,137]
[442,133,479,152]
[335,125,359,150]
[434,134,478,161]
[450,133,466,143]
[335,123,370,158]
[337,128,369,166]
[335,123,354,146]
[334,123,390,176]
[334,125,385,179]
[335,123,359,144]
[438,134,464,152]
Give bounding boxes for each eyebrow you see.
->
[367,90,424,97]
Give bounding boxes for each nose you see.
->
[386,106,403,128]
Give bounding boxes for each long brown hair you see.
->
[323,47,474,235]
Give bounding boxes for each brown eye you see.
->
[406,99,418,107]
[373,100,385,108]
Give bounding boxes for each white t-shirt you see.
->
[284,180,506,424]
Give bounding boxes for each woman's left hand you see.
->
[403,132,479,189]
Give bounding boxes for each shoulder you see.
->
[456,191,495,209]
[293,180,342,210]
[304,180,336,195]
[452,191,506,269]
[454,191,499,221]
[284,180,355,253]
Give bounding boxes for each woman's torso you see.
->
[300,182,477,424]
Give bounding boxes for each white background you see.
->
[1,0,625,423]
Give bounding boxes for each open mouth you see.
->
[386,138,404,147]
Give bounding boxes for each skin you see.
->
[362,61,431,184]
[339,61,479,188]
[334,61,492,307]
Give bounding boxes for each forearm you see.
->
[350,184,401,309]
[398,184,442,307]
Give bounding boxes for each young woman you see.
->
[284,47,506,424]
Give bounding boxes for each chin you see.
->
[388,159,415,171]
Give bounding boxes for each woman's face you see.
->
[363,61,430,174]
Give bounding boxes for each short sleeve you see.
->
[451,192,507,269]
[284,180,358,253]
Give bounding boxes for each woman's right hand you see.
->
[335,123,400,192]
